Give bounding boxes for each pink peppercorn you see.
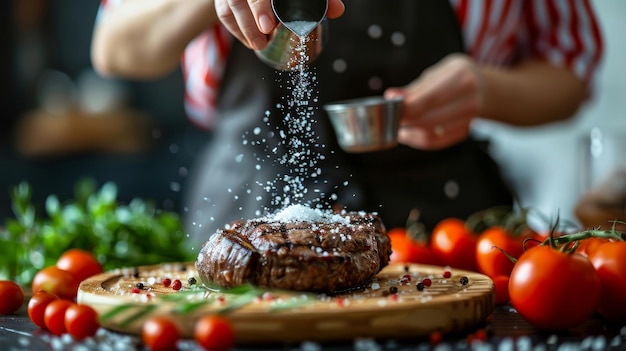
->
[162,278,172,287]
[422,278,432,287]
[171,279,182,291]
[443,271,451,279]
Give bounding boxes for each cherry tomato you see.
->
[492,275,510,305]
[430,218,478,271]
[387,228,438,265]
[509,245,600,330]
[0,281,25,315]
[142,317,180,351]
[56,248,103,283]
[588,241,626,323]
[575,237,610,257]
[31,266,80,301]
[65,304,100,340]
[194,315,235,351]
[44,299,74,336]
[476,227,528,278]
[28,291,60,328]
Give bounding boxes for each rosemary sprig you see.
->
[99,283,317,327]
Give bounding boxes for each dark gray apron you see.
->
[184,0,513,246]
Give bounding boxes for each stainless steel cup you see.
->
[256,0,328,70]
[323,96,404,153]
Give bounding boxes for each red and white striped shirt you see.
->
[98,0,603,130]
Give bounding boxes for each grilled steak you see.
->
[195,205,392,293]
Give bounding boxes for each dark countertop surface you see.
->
[2,304,625,351]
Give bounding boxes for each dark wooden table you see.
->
[1,304,625,350]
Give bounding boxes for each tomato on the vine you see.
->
[56,248,103,283]
[508,245,600,330]
[430,218,478,271]
[588,240,626,323]
[476,227,530,278]
[575,237,610,257]
[142,317,180,351]
[28,291,59,328]
[387,228,438,265]
[64,304,100,340]
[31,266,80,301]
[0,280,24,315]
[44,299,74,336]
[194,315,235,351]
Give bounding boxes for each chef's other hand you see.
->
[384,53,483,151]
[215,0,345,51]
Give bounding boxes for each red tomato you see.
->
[28,291,60,328]
[476,227,528,278]
[194,315,235,351]
[492,275,510,305]
[509,245,600,330]
[31,266,80,301]
[44,299,74,336]
[0,281,24,315]
[576,237,610,257]
[56,248,103,283]
[387,228,438,265]
[64,304,100,340]
[142,317,180,351]
[588,241,626,323]
[430,218,478,271]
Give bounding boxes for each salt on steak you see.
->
[195,205,392,293]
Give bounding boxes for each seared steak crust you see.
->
[195,211,391,293]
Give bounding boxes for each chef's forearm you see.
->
[91,0,217,79]
[478,60,587,126]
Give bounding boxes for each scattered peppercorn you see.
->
[422,278,432,287]
[404,265,410,273]
[430,330,443,345]
[136,282,144,290]
[172,279,182,291]
[460,276,469,285]
[443,271,451,279]
[132,267,140,278]
[131,287,140,294]
[389,286,398,294]
[416,282,425,291]
[188,277,197,285]
[162,278,172,287]
[382,290,390,297]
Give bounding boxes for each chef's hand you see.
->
[384,53,483,150]
[215,0,345,51]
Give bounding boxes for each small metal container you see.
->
[255,0,328,71]
[323,96,404,153]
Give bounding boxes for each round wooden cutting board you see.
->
[77,262,494,344]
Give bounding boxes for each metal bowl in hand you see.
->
[323,96,403,153]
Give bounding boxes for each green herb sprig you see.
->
[0,179,196,286]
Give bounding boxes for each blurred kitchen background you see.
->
[0,0,207,219]
[1,0,624,231]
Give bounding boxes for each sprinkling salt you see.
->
[284,20,319,37]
